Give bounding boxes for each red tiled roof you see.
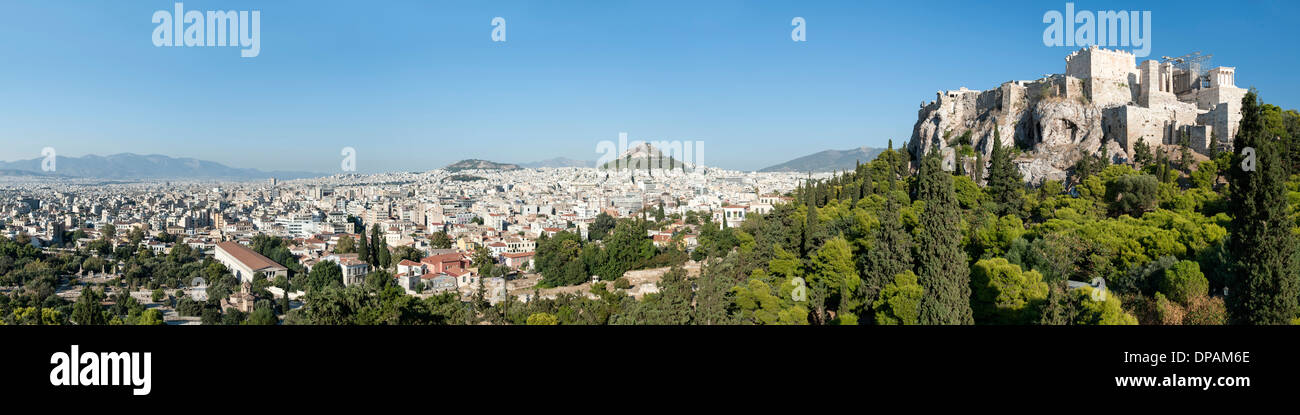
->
[216,241,287,272]
[420,253,462,264]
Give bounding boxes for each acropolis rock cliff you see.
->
[909,46,1245,185]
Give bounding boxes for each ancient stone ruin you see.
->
[909,46,1245,185]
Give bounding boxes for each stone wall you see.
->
[1085,77,1136,108]
[1066,46,1138,82]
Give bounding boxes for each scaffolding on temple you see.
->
[1161,51,1214,80]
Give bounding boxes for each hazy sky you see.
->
[1,0,1297,173]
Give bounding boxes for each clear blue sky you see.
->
[1,0,1297,173]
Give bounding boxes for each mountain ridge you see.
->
[758,147,885,172]
[444,159,522,172]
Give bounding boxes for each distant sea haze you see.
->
[0,153,321,181]
[0,147,885,179]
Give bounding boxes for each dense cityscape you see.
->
[0,158,824,325]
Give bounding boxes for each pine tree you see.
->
[914,149,974,324]
[1226,91,1300,324]
[986,125,1025,218]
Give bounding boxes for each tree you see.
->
[1226,91,1300,324]
[914,149,974,325]
[1069,286,1138,325]
[472,246,495,277]
[536,231,588,287]
[732,270,809,325]
[71,288,106,325]
[392,245,425,264]
[306,260,344,292]
[640,267,693,324]
[137,309,165,325]
[874,271,924,325]
[589,212,616,241]
[1177,132,1193,172]
[335,235,356,254]
[1161,260,1208,306]
[809,236,861,324]
[986,125,1025,218]
[693,256,738,325]
[357,229,371,266]
[1106,174,1159,217]
[364,270,395,292]
[430,231,452,249]
[201,307,222,325]
[863,173,913,312]
[176,297,203,316]
[247,303,278,325]
[82,256,106,274]
[526,312,558,325]
[1132,138,1154,168]
[970,258,1048,324]
[222,308,247,325]
[372,225,391,269]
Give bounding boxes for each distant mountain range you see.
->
[758,147,885,172]
[444,159,522,172]
[0,168,56,177]
[0,153,322,180]
[520,157,594,168]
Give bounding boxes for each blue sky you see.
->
[0,0,1297,173]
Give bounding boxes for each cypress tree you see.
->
[370,225,383,266]
[986,125,1025,218]
[863,171,913,314]
[1226,91,1299,324]
[914,148,974,324]
[357,227,370,265]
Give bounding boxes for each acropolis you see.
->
[909,45,1247,184]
